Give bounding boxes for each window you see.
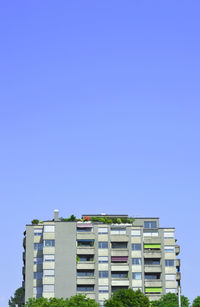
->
[132,273,142,280]
[34,257,43,264]
[111,228,126,235]
[98,227,108,234]
[34,243,43,250]
[144,259,160,265]
[164,246,175,253]
[165,260,175,266]
[165,274,176,281]
[164,232,174,238]
[77,227,93,232]
[44,240,55,247]
[44,255,55,262]
[99,286,109,293]
[111,272,128,278]
[33,286,43,296]
[77,270,94,277]
[112,242,127,249]
[132,244,141,251]
[132,258,142,265]
[78,240,94,247]
[43,269,55,277]
[99,271,109,278]
[98,256,108,263]
[43,285,54,292]
[79,255,94,262]
[44,225,55,232]
[143,230,158,237]
[98,242,108,249]
[34,229,43,236]
[145,273,160,280]
[33,272,43,279]
[131,229,141,236]
[77,286,94,292]
[144,221,157,229]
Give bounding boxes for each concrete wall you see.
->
[55,222,76,298]
[25,226,34,303]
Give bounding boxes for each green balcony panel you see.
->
[145,287,162,293]
[144,244,161,249]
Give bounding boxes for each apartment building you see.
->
[22,210,181,305]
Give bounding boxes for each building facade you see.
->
[22,210,181,305]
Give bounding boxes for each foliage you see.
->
[26,295,99,306]
[9,287,24,306]
[104,289,149,307]
[193,296,200,307]
[151,293,190,307]
[90,216,134,224]
[31,219,39,225]
[76,255,80,262]
[84,216,91,221]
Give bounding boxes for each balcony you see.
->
[175,245,180,255]
[111,250,129,257]
[144,266,162,273]
[143,237,161,244]
[144,251,161,258]
[23,251,25,263]
[111,279,130,286]
[22,266,25,276]
[77,278,95,285]
[110,235,128,242]
[77,248,94,255]
[176,259,181,267]
[176,272,181,281]
[145,280,162,287]
[77,262,95,270]
[77,233,95,240]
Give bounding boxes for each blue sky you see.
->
[0,0,200,305]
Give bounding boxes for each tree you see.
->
[25,295,99,306]
[104,289,149,307]
[193,296,200,307]
[31,219,39,225]
[9,287,24,306]
[151,293,190,307]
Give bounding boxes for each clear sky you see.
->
[0,0,200,305]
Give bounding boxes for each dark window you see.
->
[132,273,142,280]
[77,240,94,247]
[132,258,142,265]
[99,271,109,278]
[111,242,127,249]
[77,270,94,277]
[111,272,128,278]
[144,258,160,265]
[132,243,141,251]
[44,240,55,247]
[145,273,160,280]
[78,255,94,262]
[77,227,93,232]
[144,221,157,229]
[77,285,94,292]
[165,260,175,266]
[98,242,108,249]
